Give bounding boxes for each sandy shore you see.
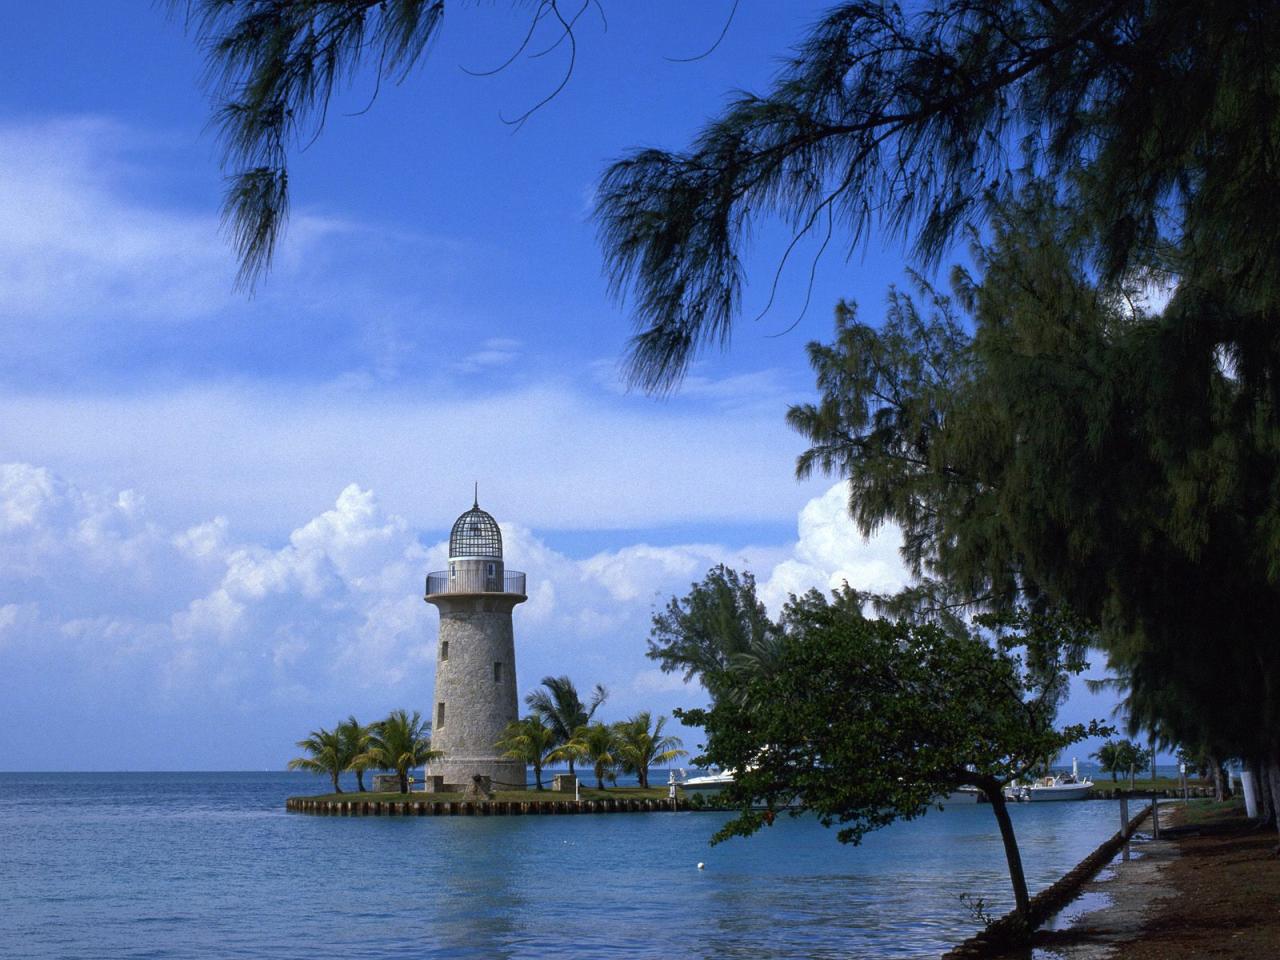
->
[1014,801,1280,959]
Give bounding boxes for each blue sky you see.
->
[0,2,1126,770]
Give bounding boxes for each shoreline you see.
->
[940,803,1154,959]
[981,799,1278,960]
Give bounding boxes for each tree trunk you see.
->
[982,780,1030,927]
[568,758,576,776]
[1267,760,1280,833]
[534,762,543,790]
[1261,760,1275,827]
[1110,769,1117,783]
[356,769,367,792]
[398,769,409,794]
[1210,761,1225,802]
[1128,765,1136,790]
[331,771,342,793]
[1250,759,1271,824]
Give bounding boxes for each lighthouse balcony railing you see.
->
[426,569,526,597]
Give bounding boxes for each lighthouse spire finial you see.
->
[473,481,478,509]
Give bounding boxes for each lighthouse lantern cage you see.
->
[449,506,503,559]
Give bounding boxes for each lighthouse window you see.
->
[440,641,449,661]
[493,662,503,682]
[436,702,445,728]
[487,562,496,577]
[449,562,456,580]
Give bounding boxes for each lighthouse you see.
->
[424,495,527,792]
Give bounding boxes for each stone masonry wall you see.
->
[427,595,526,790]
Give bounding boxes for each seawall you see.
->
[286,796,688,815]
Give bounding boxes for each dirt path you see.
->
[1023,803,1280,959]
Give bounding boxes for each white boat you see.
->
[680,769,798,810]
[680,769,735,796]
[1024,774,1093,801]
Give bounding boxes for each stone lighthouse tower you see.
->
[424,495,527,791]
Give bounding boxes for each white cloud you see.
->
[0,116,232,324]
[0,116,831,547]
[581,543,726,602]
[759,481,911,613]
[0,383,826,539]
[0,115,479,394]
[630,667,695,695]
[453,338,523,374]
[0,463,905,768]
[0,464,1128,769]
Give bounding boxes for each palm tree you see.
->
[338,715,374,792]
[1092,740,1124,783]
[287,726,348,794]
[366,709,440,794]
[495,716,559,790]
[551,722,621,790]
[525,676,608,775]
[615,712,686,789]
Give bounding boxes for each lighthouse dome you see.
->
[449,502,503,559]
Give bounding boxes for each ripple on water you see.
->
[0,773,1132,959]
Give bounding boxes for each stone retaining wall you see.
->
[1091,786,1212,800]
[285,796,687,816]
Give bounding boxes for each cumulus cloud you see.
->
[758,481,911,613]
[581,544,728,603]
[0,465,914,769]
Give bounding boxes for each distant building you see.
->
[423,496,527,792]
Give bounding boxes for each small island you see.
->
[287,499,690,816]
[286,783,690,816]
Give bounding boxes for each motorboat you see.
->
[1024,774,1093,801]
[680,768,735,797]
[1022,759,1093,801]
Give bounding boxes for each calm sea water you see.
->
[0,772,1133,959]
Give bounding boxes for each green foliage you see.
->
[525,676,608,775]
[365,709,439,794]
[287,726,348,793]
[550,722,620,790]
[597,1,1280,391]
[688,603,1099,844]
[174,0,612,289]
[789,190,1280,779]
[495,715,559,790]
[680,589,1105,920]
[1092,739,1151,786]
[648,565,870,703]
[338,715,374,791]
[172,0,449,287]
[1091,741,1124,783]
[613,712,686,789]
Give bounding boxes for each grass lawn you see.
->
[1091,776,1209,792]
[293,786,677,804]
[1179,796,1245,825]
